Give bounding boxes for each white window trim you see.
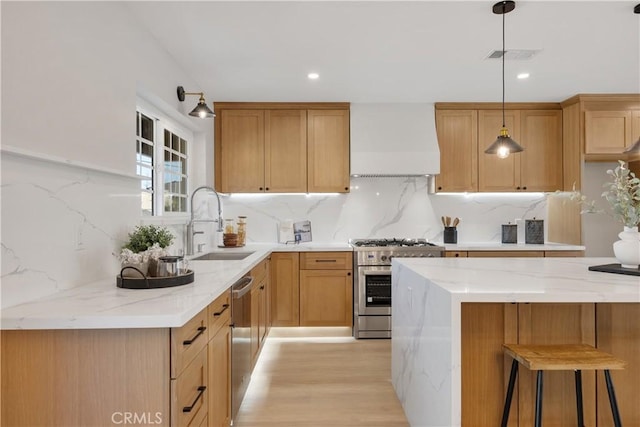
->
[136,99,193,220]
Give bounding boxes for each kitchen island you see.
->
[391,257,639,427]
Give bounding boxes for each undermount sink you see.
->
[192,251,255,261]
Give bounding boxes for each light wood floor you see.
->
[233,335,409,427]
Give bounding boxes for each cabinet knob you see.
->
[345,187,349,191]
[455,253,460,257]
[265,187,270,191]
[438,186,442,191]
[516,186,521,190]
[523,186,527,190]
[347,272,351,276]
[259,187,263,191]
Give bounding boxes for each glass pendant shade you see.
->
[485,127,523,159]
[623,137,640,154]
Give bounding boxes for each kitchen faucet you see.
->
[186,186,224,255]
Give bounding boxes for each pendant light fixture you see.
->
[176,86,215,118]
[484,1,524,159]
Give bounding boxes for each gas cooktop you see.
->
[350,238,438,248]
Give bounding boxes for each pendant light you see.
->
[176,86,215,118]
[484,1,524,159]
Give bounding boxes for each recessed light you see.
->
[307,73,319,80]
[517,73,530,79]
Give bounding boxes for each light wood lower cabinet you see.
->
[271,251,353,327]
[446,250,584,258]
[250,258,271,367]
[299,270,353,327]
[461,303,638,427]
[1,291,235,427]
[270,252,300,326]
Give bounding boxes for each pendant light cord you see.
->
[502,3,506,128]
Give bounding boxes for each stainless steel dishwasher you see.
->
[230,274,253,423]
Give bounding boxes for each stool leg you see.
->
[535,370,544,427]
[604,370,622,427]
[575,370,584,427]
[501,359,519,427]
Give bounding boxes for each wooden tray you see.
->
[116,267,195,289]
[588,263,640,277]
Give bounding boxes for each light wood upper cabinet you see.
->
[478,110,521,192]
[561,94,640,163]
[214,103,350,194]
[265,110,307,193]
[436,103,563,193]
[585,110,633,155]
[519,110,563,192]
[218,110,265,193]
[307,109,350,193]
[435,110,478,192]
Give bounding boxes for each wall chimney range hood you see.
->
[350,103,440,177]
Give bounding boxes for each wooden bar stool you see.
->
[500,344,626,427]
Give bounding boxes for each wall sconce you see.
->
[176,86,215,118]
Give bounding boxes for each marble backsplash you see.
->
[1,161,546,309]
[213,177,547,245]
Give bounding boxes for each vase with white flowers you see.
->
[572,161,640,268]
[605,161,640,268]
[116,225,175,277]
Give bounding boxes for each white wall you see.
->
[581,162,624,257]
[1,2,210,307]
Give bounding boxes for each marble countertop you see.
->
[1,242,352,330]
[440,242,586,251]
[394,257,639,303]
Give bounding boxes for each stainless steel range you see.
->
[350,238,445,339]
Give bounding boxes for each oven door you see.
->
[357,266,392,315]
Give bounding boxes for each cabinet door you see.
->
[596,304,640,427]
[208,324,231,427]
[518,303,596,427]
[265,110,307,193]
[519,110,563,192]
[270,252,300,326]
[219,110,265,193]
[307,109,350,193]
[461,303,518,427]
[250,283,261,367]
[435,110,478,192]
[171,346,208,427]
[299,270,352,327]
[585,110,632,154]
[478,110,521,191]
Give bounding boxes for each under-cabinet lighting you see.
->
[307,72,320,80]
[436,192,545,198]
[517,73,530,79]
[228,193,340,199]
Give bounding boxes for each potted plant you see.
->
[117,225,175,277]
[570,160,640,268]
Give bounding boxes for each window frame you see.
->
[136,101,193,218]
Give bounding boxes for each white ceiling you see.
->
[125,1,640,104]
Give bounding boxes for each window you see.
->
[136,106,191,216]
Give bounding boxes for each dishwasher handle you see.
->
[232,276,254,299]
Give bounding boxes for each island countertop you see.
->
[391,257,639,427]
[0,242,353,330]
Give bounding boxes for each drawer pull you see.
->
[182,326,206,346]
[182,386,206,413]
[315,259,337,263]
[213,304,229,317]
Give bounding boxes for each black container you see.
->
[501,224,517,244]
[525,219,544,244]
[444,227,457,244]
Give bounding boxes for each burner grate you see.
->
[351,238,435,247]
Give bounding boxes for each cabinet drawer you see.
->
[251,258,269,284]
[208,289,231,339]
[300,252,352,270]
[171,345,208,427]
[171,308,209,378]
[445,251,468,258]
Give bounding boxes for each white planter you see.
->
[613,226,640,269]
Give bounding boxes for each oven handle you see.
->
[361,269,391,276]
